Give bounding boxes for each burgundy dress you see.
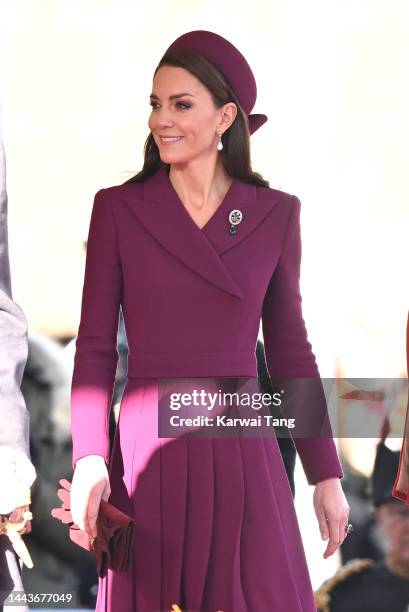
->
[70,164,343,611]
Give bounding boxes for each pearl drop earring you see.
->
[217,132,223,151]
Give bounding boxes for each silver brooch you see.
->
[228,209,243,235]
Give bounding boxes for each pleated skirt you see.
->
[95,378,317,612]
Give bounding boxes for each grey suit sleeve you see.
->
[0,138,36,491]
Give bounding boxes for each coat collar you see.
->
[123,165,280,299]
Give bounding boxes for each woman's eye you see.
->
[176,102,190,109]
[149,101,190,110]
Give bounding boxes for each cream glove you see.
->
[70,454,111,539]
[0,446,36,515]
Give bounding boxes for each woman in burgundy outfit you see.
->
[69,30,350,611]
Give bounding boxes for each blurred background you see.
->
[0,0,408,609]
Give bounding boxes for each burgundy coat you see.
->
[70,164,343,485]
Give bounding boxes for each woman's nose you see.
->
[157,114,175,128]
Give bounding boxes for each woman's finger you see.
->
[339,512,348,547]
[70,482,87,532]
[316,504,329,541]
[339,506,351,548]
[101,481,111,503]
[323,516,342,559]
[84,493,100,539]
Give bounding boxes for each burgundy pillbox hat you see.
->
[163,30,268,136]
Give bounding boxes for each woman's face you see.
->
[148,65,236,166]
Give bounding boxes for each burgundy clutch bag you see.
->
[51,478,135,578]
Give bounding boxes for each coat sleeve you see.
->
[70,188,122,469]
[0,138,36,490]
[261,194,344,485]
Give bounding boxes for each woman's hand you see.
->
[70,455,111,541]
[313,477,350,559]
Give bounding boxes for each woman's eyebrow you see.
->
[149,93,196,101]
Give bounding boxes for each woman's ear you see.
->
[218,102,237,132]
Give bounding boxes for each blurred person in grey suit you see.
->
[0,138,36,612]
[0,138,98,609]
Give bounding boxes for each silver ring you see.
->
[345,523,354,535]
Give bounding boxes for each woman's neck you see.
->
[168,160,231,210]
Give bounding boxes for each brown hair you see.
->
[124,50,269,188]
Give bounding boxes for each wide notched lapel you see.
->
[122,165,280,299]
